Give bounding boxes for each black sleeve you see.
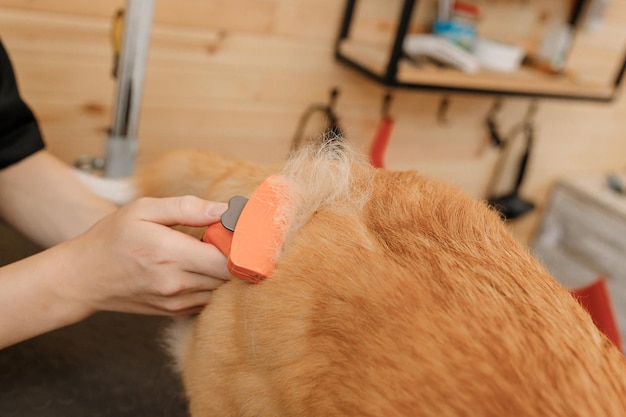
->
[0,41,45,169]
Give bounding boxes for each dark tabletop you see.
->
[0,223,190,417]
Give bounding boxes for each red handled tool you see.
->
[202,176,291,283]
[369,93,394,169]
[370,115,394,169]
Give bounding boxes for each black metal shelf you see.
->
[334,0,626,102]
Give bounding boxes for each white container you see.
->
[537,23,573,71]
[473,39,525,72]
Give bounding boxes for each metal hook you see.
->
[290,87,344,153]
[486,96,505,147]
[381,91,393,117]
[506,98,540,141]
[486,97,539,148]
[328,87,340,112]
[487,96,504,119]
[437,95,451,125]
[522,98,539,126]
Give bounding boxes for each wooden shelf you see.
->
[338,39,615,101]
[334,0,626,102]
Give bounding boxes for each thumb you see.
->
[132,196,228,227]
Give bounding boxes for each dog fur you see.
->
[136,142,626,417]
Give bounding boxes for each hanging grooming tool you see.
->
[290,88,344,153]
[369,92,395,169]
[202,176,291,283]
[487,123,535,220]
[485,99,539,221]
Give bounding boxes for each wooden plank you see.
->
[273,0,344,41]
[0,0,123,18]
[339,39,615,99]
[0,0,276,32]
[0,0,348,40]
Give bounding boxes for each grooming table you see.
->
[0,223,190,417]
[0,313,190,417]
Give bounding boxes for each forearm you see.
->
[0,243,92,349]
[0,195,230,349]
[0,150,117,247]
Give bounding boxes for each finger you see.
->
[125,302,205,317]
[105,291,214,316]
[157,290,214,315]
[160,271,229,296]
[167,232,232,280]
[101,302,173,317]
[170,305,207,317]
[132,196,228,228]
[156,273,226,297]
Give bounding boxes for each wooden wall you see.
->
[1,0,626,244]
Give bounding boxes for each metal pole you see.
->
[105,0,154,178]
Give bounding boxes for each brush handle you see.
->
[202,222,233,257]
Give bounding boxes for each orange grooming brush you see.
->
[202,176,291,283]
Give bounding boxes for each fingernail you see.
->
[207,202,228,217]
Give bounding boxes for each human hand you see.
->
[59,195,230,317]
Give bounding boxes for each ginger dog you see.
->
[137,141,626,417]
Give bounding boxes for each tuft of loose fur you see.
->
[136,140,626,417]
[278,140,373,248]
